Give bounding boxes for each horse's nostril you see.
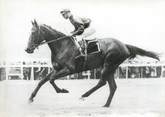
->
[25,48,29,52]
[25,48,33,53]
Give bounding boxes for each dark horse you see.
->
[25,20,159,107]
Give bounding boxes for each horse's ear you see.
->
[32,19,39,28]
[31,20,34,25]
[33,19,38,28]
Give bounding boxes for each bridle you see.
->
[39,35,71,46]
[33,26,72,48]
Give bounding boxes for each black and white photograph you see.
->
[0,0,165,117]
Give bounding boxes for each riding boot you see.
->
[76,47,85,58]
[82,38,87,56]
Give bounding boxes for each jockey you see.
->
[60,9,95,55]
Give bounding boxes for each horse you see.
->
[25,20,159,107]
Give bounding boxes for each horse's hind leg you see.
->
[103,73,117,107]
[81,65,109,98]
[29,72,51,103]
[81,79,106,98]
[102,51,126,107]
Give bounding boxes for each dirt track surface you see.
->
[0,79,165,117]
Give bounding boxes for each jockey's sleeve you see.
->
[72,25,84,36]
[82,18,91,24]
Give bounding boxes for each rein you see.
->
[33,25,73,48]
[39,35,71,46]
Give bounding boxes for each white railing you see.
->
[0,61,165,80]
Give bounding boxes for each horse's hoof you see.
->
[81,93,88,97]
[28,98,33,104]
[103,104,109,108]
[61,89,69,93]
[79,97,85,101]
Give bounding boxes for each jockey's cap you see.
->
[60,9,71,14]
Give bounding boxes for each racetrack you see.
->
[0,79,165,117]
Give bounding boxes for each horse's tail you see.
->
[126,44,160,61]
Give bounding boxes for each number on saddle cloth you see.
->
[86,38,100,54]
[71,36,100,55]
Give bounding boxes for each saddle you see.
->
[75,38,101,70]
[79,38,100,55]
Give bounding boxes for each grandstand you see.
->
[0,58,165,81]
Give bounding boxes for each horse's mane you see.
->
[41,24,66,37]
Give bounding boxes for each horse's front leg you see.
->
[29,72,52,103]
[49,67,71,93]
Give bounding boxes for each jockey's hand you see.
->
[70,32,75,35]
[70,31,75,34]
[68,33,75,37]
[70,32,77,37]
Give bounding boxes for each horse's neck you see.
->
[41,25,79,65]
[41,26,65,54]
[46,34,77,60]
[47,36,64,55]
[49,37,79,68]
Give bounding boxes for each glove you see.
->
[71,32,77,37]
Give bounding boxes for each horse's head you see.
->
[25,20,45,54]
